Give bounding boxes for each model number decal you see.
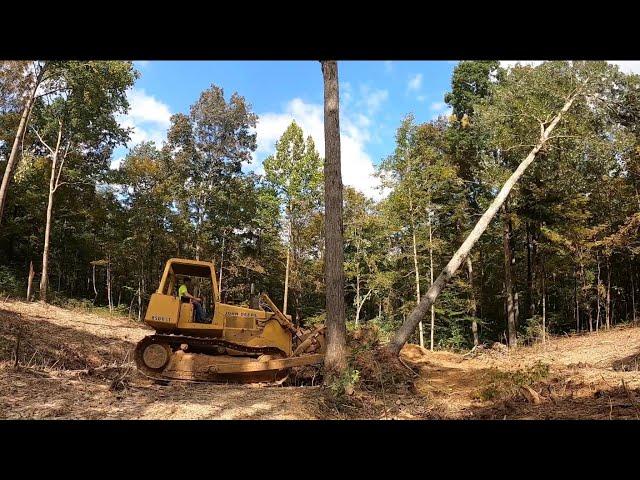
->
[224,312,256,318]
[152,315,171,322]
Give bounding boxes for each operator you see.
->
[178,277,205,323]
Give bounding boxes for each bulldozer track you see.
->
[134,334,323,384]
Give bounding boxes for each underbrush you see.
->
[476,361,550,401]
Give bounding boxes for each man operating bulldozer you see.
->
[178,277,205,323]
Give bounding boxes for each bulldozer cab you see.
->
[145,258,221,331]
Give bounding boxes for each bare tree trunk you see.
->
[630,259,636,322]
[467,257,479,347]
[575,269,580,333]
[606,259,611,330]
[0,63,45,224]
[321,60,347,373]
[410,202,423,348]
[26,261,35,301]
[92,264,98,304]
[541,264,546,344]
[386,92,578,356]
[596,257,601,332]
[503,205,517,347]
[107,255,113,314]
[283,246,290,315]
[428,210,435,351]
[39,154,57,303]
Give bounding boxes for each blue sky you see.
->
[113,60,459,197]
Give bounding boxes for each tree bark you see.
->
[386,92,578,356]
[503,204,517,347]
[0,63,46,224]
[321,60,347,373]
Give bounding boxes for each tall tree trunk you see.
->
[26,261,35,301]
[467,257,479,347]
[526,222,535,318]
[606,259,611,330]
[321,60,347,373]
[541,263,546,344]
[596,257,601,332]
[575,268,580,333]
[283,246,290,315]
[386,91,579,356]
[410,201,423,348]
[0,64,45,224]
[503,204,517,347]
[428,210,435,351]
[630,259,636,322]
[92,264,98,304]
[107,255,113,314]
[39,154,57,303]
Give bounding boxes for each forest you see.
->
[1,60,640,420]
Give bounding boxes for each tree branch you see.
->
[31,127,54,155]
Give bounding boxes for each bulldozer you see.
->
[134,258,326,383]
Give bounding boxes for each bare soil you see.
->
[1,299,639,419]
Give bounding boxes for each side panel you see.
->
[145,294,180,331]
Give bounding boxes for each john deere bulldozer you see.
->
[134,258,326,383]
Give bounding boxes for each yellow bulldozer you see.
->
[134,258,326,383]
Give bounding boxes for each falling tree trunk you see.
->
[0,64,45,224]
[467,257,479,347]
[386,91,579,356]
[321,60,347,374]
[26,261,35,301]
[503,204,517,348]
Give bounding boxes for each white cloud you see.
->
[430,101,446,111]
[358,85,389,115]
[255,98,382,199]
[417,95,427,102]
[117,88,172,149]
[609,61,640,74]
[407,73,423,91]
[384,61,393,73]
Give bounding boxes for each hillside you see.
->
[1,299,638,419]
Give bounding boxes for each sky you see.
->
[112,60,458,198]
[113,60,640,199]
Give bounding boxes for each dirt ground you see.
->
[1,299,639,419]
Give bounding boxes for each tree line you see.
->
[1,60,639,356]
